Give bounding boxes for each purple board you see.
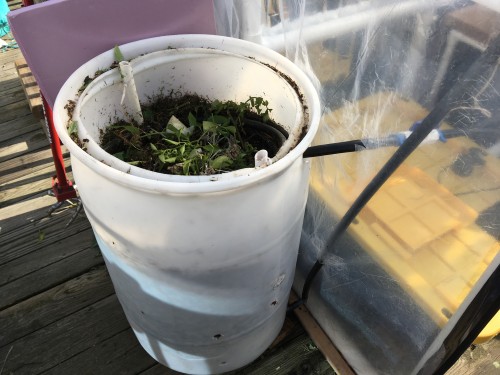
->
[8,0,216,107]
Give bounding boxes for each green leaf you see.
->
[150,143,158,151]
[211,115,229,125]
[226,126,236,135]
[166,123,183,135]
[143,109,154,121]
[210,155,232,170]
[179,144,185,155]
[188,112,198,128]
[164,138,180,145]
[203,144,219,153]
[183,160,191,175]
[202,121,217,132]
[127,161,141,166]
[123,125,140,135]
[68,121,78,136]
[158,153,166,163]
[113,151,125,160]
[165,156,177,163]
[188,148,202,159]
[114,45,125,62]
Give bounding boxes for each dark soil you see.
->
[99,92,288,176]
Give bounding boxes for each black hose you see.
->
[303,139,366,157]
[299,33,500,305]
[301,128,499,159]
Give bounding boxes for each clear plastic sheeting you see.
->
[214,1,500,374]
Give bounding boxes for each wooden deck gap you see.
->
[36,327,141,375]
[138,363,161,374]
[0,156,66,186]
[0,239,101,289]
[0,205,88,252]
[0,180,55,209]
[0,287,116,349]
[0,115,41,139]
[0,262,106,312]
[0,295,130,374]
[0,245,105,311]
[0,220,95,268]
[0,266,115,348]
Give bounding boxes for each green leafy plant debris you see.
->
[77,45,125,95]
[99,92,287,175]
[113,44,125,62]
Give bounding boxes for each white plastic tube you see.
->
[254,149,272,168]
[119,61,144,125]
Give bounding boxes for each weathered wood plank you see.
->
[9,0,22,9]
[0,148,59,185]
[0,295,129,374]
[0,68,20,82]
[0,100,31,123]
[0,114,40,142]
[0,53,22,67]
[0,171,55,209]
[0,83,25,100]
[0,79,20,93]
[0,208,91,266]
[0,122,42,145]
[47,329,157,375]
[0,238,103,310]
[0,151,68,184]
[446,338,500,375]
[0,160,71,208]
[0,193,56,223]
[0,126,49,148]
[139,364,183,375]
[0,64,20,71]
[0,77,21,92]
[0,128,49,163]
[0,62,21,74]
[290,292,354,375]
[14,58,43,120]
[0,266,114,347]
[0,85,26,105]
[0,52,23,66]
[0,227,96,286]
[236,333,335,375]
[0,187,72,233]
[139,320,333,375]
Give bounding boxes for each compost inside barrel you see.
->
[98,92,288,176]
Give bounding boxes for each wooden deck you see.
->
[1,2,498,374]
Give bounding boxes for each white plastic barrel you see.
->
[53,35,320,374]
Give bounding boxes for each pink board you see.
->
[8,0,216,107]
